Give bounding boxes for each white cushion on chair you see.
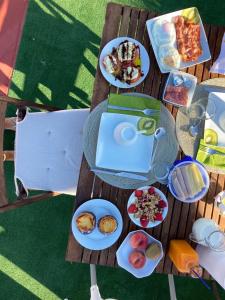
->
[15,109,90,195]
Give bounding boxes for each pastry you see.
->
[76,212,96,234]
[98,215,117,234]
[145,243,161,260]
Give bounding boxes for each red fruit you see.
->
[148,187,155,194]
[154,212,163,221]
[128,203,138,214]
[130,232,148,249]
[158,200,167,208]
[129,250,146,269]
[135,190,143,197]
[140,216,149,228]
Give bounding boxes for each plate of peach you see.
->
[116,230,164,278]
[127,186,168,228]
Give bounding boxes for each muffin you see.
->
[76,212,96,234]
[145,243,162,260]
[98,215,117,234]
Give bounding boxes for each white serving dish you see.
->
[163,71,197,107]
[95,112,155,173]
[116,230,164,278]
[99,37,150,88]
[127,186,168,228]
[146,7,211,73]
[168,161,210,203]
[71,199,123,250]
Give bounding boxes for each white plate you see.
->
[127,186,168,228]
[71,199,123,250]
[95,112,155,173]
[146,7,211,73]
[99,37,150,88]
[116,230,164,278]
[205,92,225,146]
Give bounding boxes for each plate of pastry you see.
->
[99,37,150,88]
[71,199,123,250]
[146,7,211,73]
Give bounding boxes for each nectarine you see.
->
[130,232,148,250]
[129,250,146,269]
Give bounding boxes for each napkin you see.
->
[107,93,161,126]
[210,32,225,75]
[196,139,225,170]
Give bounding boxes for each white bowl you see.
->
[127,186,168,228]
[116,230,164,278]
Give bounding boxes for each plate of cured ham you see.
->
[146,7,211,73]
[99,37,150,88]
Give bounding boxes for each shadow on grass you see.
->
[10,0,100,109]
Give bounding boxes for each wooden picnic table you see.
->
[66,2,225,279]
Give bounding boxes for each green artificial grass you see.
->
[1,0,225,299]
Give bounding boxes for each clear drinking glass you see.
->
[187,97,216,137]
[152,162,171,184]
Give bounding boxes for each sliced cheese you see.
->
[179,165,193,196]
[179,164,201,197]
[189,163,205,190]
[175,167,189,198]
[171,172,186,199]
[185,165,202,195]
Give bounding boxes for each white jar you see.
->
[189,218,225,251]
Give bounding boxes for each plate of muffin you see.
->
[72,199,123,250]
[99,37,150,88]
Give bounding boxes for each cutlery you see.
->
[199,144,225,156]
[91,168,148,181]
[203,86,225,94]
[151,127,166,163]
[108,105,160,116]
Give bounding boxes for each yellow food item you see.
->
[204,129,218,145]
[76,212,96,234]
[190,163,205,189]
[182,7,200,24]
[98,215,117,234]
[133,56,141,67]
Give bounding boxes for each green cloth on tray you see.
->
[196,139,225,170]
[107,93,161,126]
